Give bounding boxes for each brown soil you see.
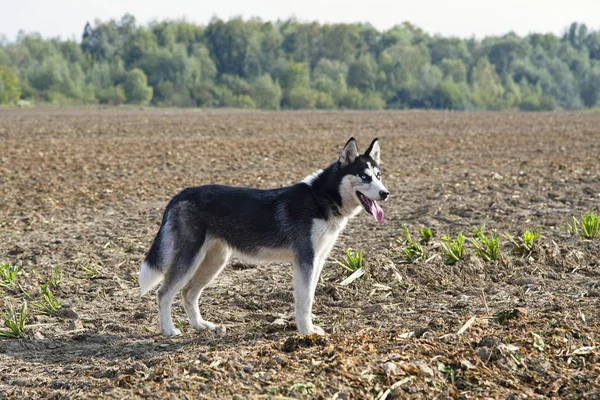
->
[0,109,599,399]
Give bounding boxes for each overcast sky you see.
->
[2,0,600,42]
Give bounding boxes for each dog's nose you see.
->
[379,190,389,200]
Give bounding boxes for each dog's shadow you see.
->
[0,328,293,367]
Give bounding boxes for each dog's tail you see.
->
[139,223,168,296]
[139,260,164,296]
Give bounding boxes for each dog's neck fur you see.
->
[304,162,358,219]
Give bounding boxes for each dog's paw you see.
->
[191,320,217,331]
[298,324,326,336]
[309,325,325,336]
[162,326,182,336]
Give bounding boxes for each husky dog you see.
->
[139,138,389,336]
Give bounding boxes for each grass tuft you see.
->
[49,264,63,288]
[418,227,433,244]
[34,284,61,316]
[175,320,185,332]
[80,261,101,279]
[0,301,28,339]
[335,249,363,274]
[398,225,425,263]
[441,234,466,265]
[570,210,599,239]
[506,228,540,255]
[472,227,501,261]
[0,263,22,288]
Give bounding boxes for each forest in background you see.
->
[1,15,600,110]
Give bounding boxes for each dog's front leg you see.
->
[293,255,325,336]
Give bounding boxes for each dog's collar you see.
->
[311,186,343,218]
[329,201,342,217]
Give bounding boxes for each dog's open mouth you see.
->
[356,192,384,222]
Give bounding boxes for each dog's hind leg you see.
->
[181,240,231,331]
[156,233,208,336]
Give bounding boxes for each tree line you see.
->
[1,15,600,110]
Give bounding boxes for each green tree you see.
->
[252,74,281,109]
[440,58,467,83]
[347,54,378,92]
[312,58,348,103]
[584,32,600,59]
[315,91,336,109]
[501,76,521,109]
[471,57,505,109]
[123,68,153,104]
[279,60,310,90]
[429,37,471,65]
[97,85,126,105]
[25,53,90,102]
[122,27,158,68]
[219,74,252,96]
[280,20,321,65]
[312,74,347,104]
[243,21,283,79]
[360,92,386,110]
[204,18,251,77]
[518,79,556,111]
[580,63,600,107]
[0,65,21,103]
[284,87,318,109]
[339,87,363,109]
[410,64,443,108]
[382,42,431,107]
[485,34,531,79]
[317,24,360,64]
[3,15,600,111]
[433,79,468,110]
[193,45,217,84]
[312,58,348,81]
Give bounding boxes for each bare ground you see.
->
[0,109,599,399]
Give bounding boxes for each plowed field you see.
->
[1,109,599,399]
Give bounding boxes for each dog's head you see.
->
[338,137,389,222]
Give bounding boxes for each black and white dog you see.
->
[139,138,389,336]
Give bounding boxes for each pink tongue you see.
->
[369,199,384,222]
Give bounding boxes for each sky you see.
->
[1,0,600,42]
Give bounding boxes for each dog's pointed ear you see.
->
[339,137,359,167]
[365,138,381,164]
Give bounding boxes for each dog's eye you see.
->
[359,174,369,181]
[376,173,381,180]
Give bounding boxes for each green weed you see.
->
[0,301,28,339]
[34,284,61,316]
[80,261,101,279]
[175,320,185,332]
[438,363,456,385]
[570,210,599,239]
[418,227,433,244]
[399,225,425,263]
[0,263,22,288]
[287,383,315,395]
[441,234,466,265]
[472,227,501,261]
[506,228,540,255]
[335,249,363,273]
[49,265,63,288]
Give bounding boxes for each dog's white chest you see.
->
[311,217,348,257]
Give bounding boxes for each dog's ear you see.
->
[364,138,381,164]
[339,137,359,167]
